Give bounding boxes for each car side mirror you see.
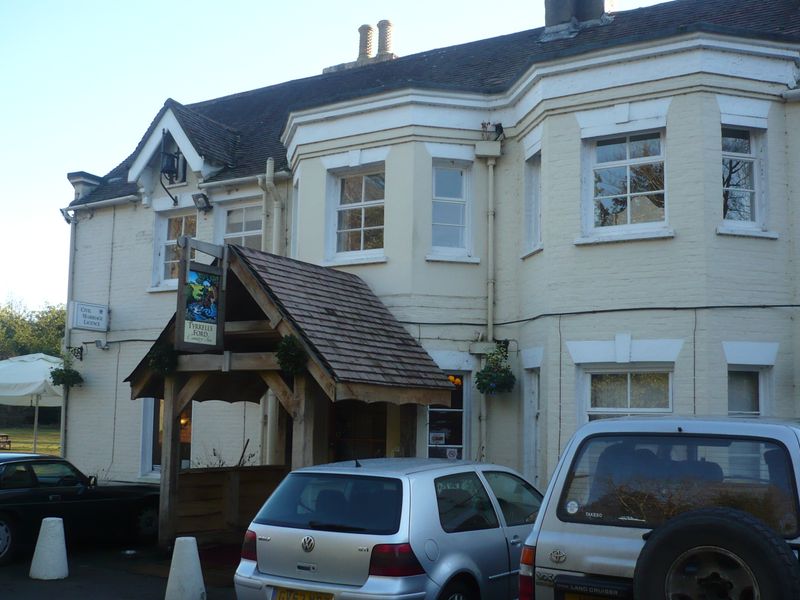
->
[88,475,97,487]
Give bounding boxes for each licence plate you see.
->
[564,595,608,600]
[272,587,333,600]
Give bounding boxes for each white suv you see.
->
[520,416,800,599]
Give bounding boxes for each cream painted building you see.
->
[62,0,800,488]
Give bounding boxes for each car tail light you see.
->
[241,529,257,561]
[519,544,536,600]
[369,543,425,577]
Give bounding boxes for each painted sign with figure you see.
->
[176,259,225,352]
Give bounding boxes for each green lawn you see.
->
[0,425,61,455]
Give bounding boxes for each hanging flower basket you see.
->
[50,365,83,389]
[475,342,516,395]
[276,335,308,376]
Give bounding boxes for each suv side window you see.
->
[0,463,35,489]
[558,434,799,536]
[435,471,499,533]
[483,471,543,526]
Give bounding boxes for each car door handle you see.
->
[49,494,61,501]
[509,536,522,546]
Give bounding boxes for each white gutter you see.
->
[68,194,139,211]
[199,171,290,190]
[784,89,800,102]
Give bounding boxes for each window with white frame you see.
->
[587,368,672,420]
[160,213,196,282]
[432,162,470,251]
[722,127,763,224]
[224,205,262,250]
[723,342,776,416]
[591,132,665,229]
[524,153,542,254]
[335,171,385,254]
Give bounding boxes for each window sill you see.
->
[521,245,543,260]
[147,282,178,293]
[574,228,675,246]
[425,254,481,264]
[716,226,778,240]
[323,255,387,267]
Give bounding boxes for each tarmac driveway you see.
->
[0,541,237,599]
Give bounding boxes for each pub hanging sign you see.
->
[175,238,225,352]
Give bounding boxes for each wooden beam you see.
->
[335,382,451,406]
[259,371,297,416]
[177,352,280,372]
[224,320,275,336]
[291,374,314,469]
[158,376,181,549]
[175,373,209,417]
[129,368,156,400]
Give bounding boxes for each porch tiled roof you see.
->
[231,245,452,391]
[70,0,800,207]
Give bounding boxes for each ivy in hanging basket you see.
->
[475,342,516,395]
[147,342,178,376]
[276,335,308,375]
[50,365,83,388]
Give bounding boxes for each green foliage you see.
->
[475,342,516,395]
[276,335,308,375]
[0,302,65,360]
[147,342,178,376]
[50,362,83,388]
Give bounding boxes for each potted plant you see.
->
[475,342,516,395]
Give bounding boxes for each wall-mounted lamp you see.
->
[192,192,213,213]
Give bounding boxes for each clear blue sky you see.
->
[0,0,664,311]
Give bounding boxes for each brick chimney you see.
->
[543,0,607,40]
[324,20,398,73]
[67,171,102,201]
[545,0,605,26]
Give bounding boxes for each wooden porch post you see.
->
[291,373,315,469]
[158,375,181,548]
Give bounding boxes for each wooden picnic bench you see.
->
[0,434,11,450]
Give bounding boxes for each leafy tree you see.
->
[0,302,65,359]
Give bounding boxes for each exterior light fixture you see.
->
[192,192,212,213]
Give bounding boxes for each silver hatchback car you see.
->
[234,458,542,600]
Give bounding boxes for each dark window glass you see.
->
[436,471,499,533]
[254,473,402,535]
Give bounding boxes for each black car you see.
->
[0,453,159,564]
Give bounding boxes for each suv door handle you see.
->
[510,535,522,546]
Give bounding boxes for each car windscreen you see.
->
[558,433,799,536]
[253,472,403,534]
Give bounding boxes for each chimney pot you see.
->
[377,19,393,56]
[545,0,604,27]
[357,24,375,62]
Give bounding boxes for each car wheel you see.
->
[0,513,17,565]
[439,579,477,600]
[633,507,800,600]
[134,503,158,542]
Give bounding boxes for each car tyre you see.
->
[633,507,800,600]
[439,579,476,600]
[0,513,17,565]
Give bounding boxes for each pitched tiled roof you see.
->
[70,0,800,207]
[231,245,453,391]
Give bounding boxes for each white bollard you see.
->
[29,517,69,580]
[165,536,206,600]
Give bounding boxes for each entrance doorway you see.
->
[329,401,418,461]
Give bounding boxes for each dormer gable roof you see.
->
[126,98,240,185]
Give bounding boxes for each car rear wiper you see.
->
[307,521,367,532]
